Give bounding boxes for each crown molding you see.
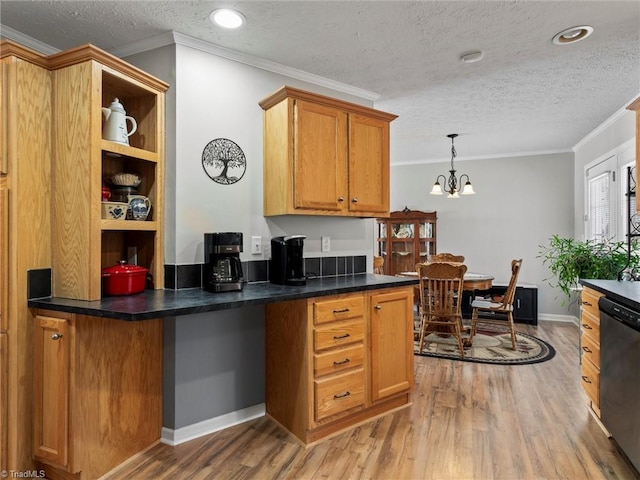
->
[572,96,638,151]
[0,24,60,55]
[392,148,573,167]
[113,31,380,102]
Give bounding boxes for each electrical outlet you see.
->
[251,236,261,255]
[321,236,330,252]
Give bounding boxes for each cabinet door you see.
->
[0,181,6,331]
[370,288,414,402]
[513,288,538,324]
[0,58,9,175]
[348,114,389,214]
[0,332,6,472]
[33,314,70,468]
[294,100,348,211]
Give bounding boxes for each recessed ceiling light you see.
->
[210,9,245,29]
[460,51,484,64]
[552,25,593,45]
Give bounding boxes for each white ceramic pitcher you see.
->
[102,98,137,145]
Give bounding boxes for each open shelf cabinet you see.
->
[49,45,168,300]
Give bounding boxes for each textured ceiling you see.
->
[1,1,639,164]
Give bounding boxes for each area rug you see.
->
[414,323,556,365]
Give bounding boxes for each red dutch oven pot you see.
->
[101,261,149,296]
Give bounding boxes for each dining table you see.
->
[397,270,494,291]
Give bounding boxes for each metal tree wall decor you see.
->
[202,138,247,185]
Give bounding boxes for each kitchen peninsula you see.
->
[28,274,417,479]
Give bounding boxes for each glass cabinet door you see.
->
[390,223,415,273]
[418,240,434,263]
[392,243,415,273]
[418,221,433,239]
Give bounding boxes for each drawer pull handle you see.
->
[582,301,592,306]
[51,333,63,340]
[334,391,351,399]
[582,324,592,330]
[582,346,592,353]
[333,358,350,366]
[582,375,592,384]
[333,308,350,314]
[333,333,351,340]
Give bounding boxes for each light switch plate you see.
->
[251,236,261,255]
[321,236,330,252]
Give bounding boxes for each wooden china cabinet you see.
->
[376,208,438,275]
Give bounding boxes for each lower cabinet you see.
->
[461,284,538,324]
[265,286,414,444]
[580,287,604,416]
[33,310,163,479]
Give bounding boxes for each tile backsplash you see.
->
[165,255,367,290]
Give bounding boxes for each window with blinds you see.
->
[587,171,611,242]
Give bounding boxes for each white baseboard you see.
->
[538,313,579,325]
[161,403,266,446]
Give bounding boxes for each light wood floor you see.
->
[105,321,639,480]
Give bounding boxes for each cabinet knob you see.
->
[351,197,358,203]
[338,196,345,202]
[374,304,382,310]
[51,333,63,340]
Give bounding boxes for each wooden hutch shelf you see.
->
[376,208,437,275]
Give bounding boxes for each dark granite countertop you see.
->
[579,279,640,311]
[28,274,418,321]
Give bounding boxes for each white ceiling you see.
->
[1,1,639,165]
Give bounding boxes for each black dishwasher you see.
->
[599,296,640,473]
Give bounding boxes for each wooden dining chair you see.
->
[428,252,465,263]
[416,261,468,357]
[373,255,384,274]
[468,259,523,350]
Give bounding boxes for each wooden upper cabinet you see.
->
[260,86,397,217]
[348,113,390,214]
[294,100,348,211]
[628,96,640,214]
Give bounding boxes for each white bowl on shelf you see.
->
[101,201,128,220]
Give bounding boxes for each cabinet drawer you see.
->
[580,310,600,342]
[581,288,603,320]
[314,296,364,324]
[314,320,364,352]
[581,332,600,369]
[314,344,364,377]
[581,357,599,409]
[314,368,365,421]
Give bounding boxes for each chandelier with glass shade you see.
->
[430,133,475,198]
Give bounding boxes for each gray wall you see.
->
[390,153,575,316]
[127,39,380,430]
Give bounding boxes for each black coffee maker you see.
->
[270,235,306,286]
[204,232,244,292]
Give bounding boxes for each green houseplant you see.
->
[538,234,638,304]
